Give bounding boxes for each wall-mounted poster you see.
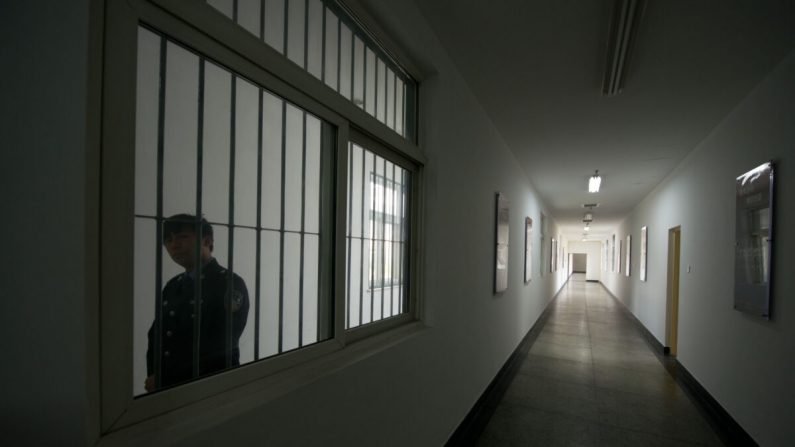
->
[734,162,774,318]
[625,235,632,277]
[640,226,648,281]
[616,239,622,274]
[604,239,609,271]
[539,214,546,277]
[524,217,532,283]
[611,235,616,272]
[495,193,510,293]
[550,238,557,273]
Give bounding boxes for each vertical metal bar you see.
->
[380,158,386,319]
[345,143,353,329]
[349,27,354,101]
[260,0,265,41]
[254,89,264,360]
[226,76,238,368]
[298,112,307,346]
[362,43,368,113]
[391,71,397,131]
[193,58,207,378]
[153,35,167,390]
[282,0,289,55]
[278,100,287,353]
[373,57,378,120]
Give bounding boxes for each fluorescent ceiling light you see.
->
[584,226,590,231]
[588,171,602,193]
[602,0,647,96]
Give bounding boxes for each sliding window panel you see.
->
[261,91,283,230]
[135,28,159,217]
[395,79,405,137]
[237,0,262,38]
[234,77,259,227]
[264,0,286,54]
[233,228,257,365]
[162,42,198,217]
[338,24,352,100]
[259,230,281,358]
[201,62,231,224]
[386,68,395,132]
[306,0,323,80]
[323,7,339,90]
[286,0,306,67]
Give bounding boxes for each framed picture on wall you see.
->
[494,193,510,293]
[550,238,557,273]
[640,226,648,281]
[625,235,631,277]
[611,235,616,272]
[616,239,622,274]
[524,217,532,283]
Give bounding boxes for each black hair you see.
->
[162,214,214,251]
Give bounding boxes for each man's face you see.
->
[164,230,211,270]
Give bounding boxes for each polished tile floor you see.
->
[476,274,724,446]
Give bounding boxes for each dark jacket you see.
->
[147,258,249,389]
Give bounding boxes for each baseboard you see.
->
[445,283,565,446]
[597,282,758,447]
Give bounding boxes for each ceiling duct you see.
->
[602,0,647,96]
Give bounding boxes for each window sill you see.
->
[98,320,428,446]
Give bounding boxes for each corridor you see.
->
[476,274,724,446]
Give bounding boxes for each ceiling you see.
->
[413,0,795,241]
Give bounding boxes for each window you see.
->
[101,0,422,435]
[206,0,417,141]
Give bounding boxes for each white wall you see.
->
[601,49,795,446]
[567,241,602,281]
[0,1,94,445]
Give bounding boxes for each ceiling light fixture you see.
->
[588,170,602,193]
[602,0,646,96]
[584,225,590,231]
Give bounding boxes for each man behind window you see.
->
[145,214,249,392]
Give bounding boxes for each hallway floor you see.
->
[476,274,724,446]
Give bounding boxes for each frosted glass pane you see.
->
[264,0,285,54]
[349,144,363,237]
[282,233,301,351]
[362,149,373,238]
[347,238,362,328]
[376,59,386,123]
[259,230,280,358]
[352,37,364,108]
[261,91,282,230]
[386,68,395,131]
[324,10,339,90]
[212,225,229,268]
[233,228,257,364]
[283,105,303,231]
[304,116,320,234]
[396,79,404,136]
[302,235,319,345]
[306,0,323,79]
[207,0,233,19]
[237,0,261,37]
[234,78,259,227]
[163,43,199,217]
[339,25,352,100]
[361,238,372,325]
[365,48,376,116]
[286,0,305,67]
[202,62,231,224]
[133,218,156,397]
[135,28,159,216]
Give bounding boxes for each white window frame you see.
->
[98,0,425,440]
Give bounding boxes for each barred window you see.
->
[206,0,416,141]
